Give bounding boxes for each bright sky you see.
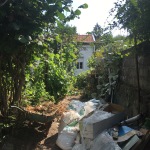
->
[69,0,126,36]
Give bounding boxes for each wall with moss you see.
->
[115,42,150,117]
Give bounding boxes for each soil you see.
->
[0,95,81,150]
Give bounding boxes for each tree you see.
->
[0,0,87,116]
[111,0,150,41]
[92,23,103,40]
[92,24,113,50]
[110,0,150,113]
[43,24,78,101]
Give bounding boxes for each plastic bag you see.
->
[58,110,81,132]
[90,131,121,150]
[67,100,99,117]
[67,100,85,116]
[84,101,96,116]
[57,125,79,150]
[72,144,84,150]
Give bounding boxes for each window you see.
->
[77,62,83,69]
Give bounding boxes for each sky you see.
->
[69,0,127,36]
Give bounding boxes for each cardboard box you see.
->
[79,103,125,139]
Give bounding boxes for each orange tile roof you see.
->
[75,34,95,43]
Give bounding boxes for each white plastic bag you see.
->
[58,110,81,132]
[72,144,84,150]
[91,131,121,150]
[84,101,96,116]
[56,127,78,150]
[68,100,85,116]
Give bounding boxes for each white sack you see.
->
[58,110,81,132]
[56,128,78,150]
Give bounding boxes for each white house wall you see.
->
[75,44,95,75]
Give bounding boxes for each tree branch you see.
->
[0,0,8,7]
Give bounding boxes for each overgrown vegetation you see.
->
[75,24,132,100]
[0,0,88,116]
[75,0,150,102]
[22,24,79,105]
[0,0,150,119]
[75,42,126,100]
[110,0,150,42]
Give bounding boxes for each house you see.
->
[74,34,95,75]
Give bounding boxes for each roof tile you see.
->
[75,34,95,43]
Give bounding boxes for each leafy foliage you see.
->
[43,24,78,101]
[75,70,98,99]
[44,51,77,102]
[0,0,87,115]
[22,52,51,105]
[92,24,113,50]
[22,24,78,104]
[92,23,104,40]
[75,21,132,100]
[76,34,131,100]
[88,42,123,99]
[110,0,150,41]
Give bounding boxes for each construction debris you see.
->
[79,103,125,139]
[55,99,150,150]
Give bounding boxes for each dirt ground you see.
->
[0,95,81,150]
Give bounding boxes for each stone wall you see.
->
[115,42,150,117]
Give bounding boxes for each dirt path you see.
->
[35,95,81,150]
[0,95,81,150]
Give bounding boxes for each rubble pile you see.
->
[56,99,150,150]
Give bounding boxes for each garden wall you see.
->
[115,42,150,117]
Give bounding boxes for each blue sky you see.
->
[69,0,126,36]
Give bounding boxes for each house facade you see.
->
[75,34,95,75]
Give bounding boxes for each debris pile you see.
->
[56,99,150,150]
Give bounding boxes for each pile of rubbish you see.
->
[56,99,150,150]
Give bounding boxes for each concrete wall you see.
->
[75,44,95,75]
[115,42,150,117]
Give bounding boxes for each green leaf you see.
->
[130,0,138,7]
[74,9,81,16]
[38,41,43,46]
[78,3,88,9]
[48,53,54,59]
[57,2,62,7]
[57,21,63,28]
[55,35,62,43]
[57,11,65,20]
[65,7,70,12]
[55,54,60,59]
